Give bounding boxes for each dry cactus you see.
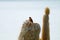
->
[42,7,50,40]
[18,17,41,40]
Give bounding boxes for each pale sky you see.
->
[0,0,60,1]
[0,1,60,40]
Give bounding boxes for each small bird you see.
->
[29,17,33,23]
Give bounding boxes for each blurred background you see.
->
[0,0,60,40]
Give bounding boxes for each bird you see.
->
[29,17,33,23]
